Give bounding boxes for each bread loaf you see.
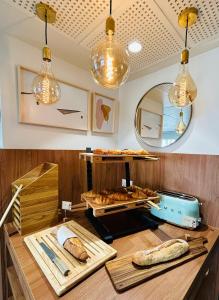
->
[64,237,89,261]
[132,239,189,266]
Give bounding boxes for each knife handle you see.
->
[53,257,70,276]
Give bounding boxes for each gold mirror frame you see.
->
[134,82,193,149]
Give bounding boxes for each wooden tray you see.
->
[24,220,117,296]
[105,237,208,292]
[79,153,159,163]
[82,195,160,217]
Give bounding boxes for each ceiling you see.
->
[1,0,219,80]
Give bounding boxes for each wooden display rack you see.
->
[79,150,160,243]
[81,194,159,217]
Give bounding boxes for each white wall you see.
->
[0,35,119,149]
[118,47,219,154]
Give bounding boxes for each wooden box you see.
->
[12,162,59,235]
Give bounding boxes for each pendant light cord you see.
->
[45,9,48,45]
[185,15,188,48]
[110,0,112,15]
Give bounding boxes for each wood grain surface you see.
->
[24,220,117,296]
[0,150,219,227]
[1,150,219,299]
[4,212,219,300]
[105,237,208,292]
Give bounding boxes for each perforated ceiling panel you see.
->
[4,0,219,75]
[81,0,184,73]
[157,0,219,46]
[8,0,110,40]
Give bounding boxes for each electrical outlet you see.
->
[122,179,133,187]
[62,201,72,210]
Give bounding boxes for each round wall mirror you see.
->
[135,83,192,148]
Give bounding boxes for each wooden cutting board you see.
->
[105,237,208,292]
[24,220,117,296]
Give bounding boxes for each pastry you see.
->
[64,237,89,261]
[107,149,122,155]
[122,149,136,155]
[131,190,147,199]
[100,189,112,195]
[134,149,149,155]
[82,190,99,198]
[108,192,130,201]
[92,195,114,205]
[143,188,157,197]
[127,185,143,192]
[132,239,189,267]
[93,148,108,155]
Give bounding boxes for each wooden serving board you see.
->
[82,195,159,217]
[105,237,208,292]
[24,220,117,296]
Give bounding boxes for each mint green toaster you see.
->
[150,190,201,229]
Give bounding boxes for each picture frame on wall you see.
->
[140,108,162,139]
[17,65,89,131]
[92,93,116,134]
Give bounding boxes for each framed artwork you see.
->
[92,93,116,133]
[18,66,89,131]
[140,108,162,138]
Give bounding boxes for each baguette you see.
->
[132,239,189,266]
[64,237,89,261]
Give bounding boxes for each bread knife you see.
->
[39,242,70,276]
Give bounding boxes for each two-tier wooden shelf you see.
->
[79,151,160,243]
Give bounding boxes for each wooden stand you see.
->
[79,151,159,243]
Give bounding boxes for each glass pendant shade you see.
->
[32,59,61,105]
[169,63,197,107]
[90,31,130,89]
[176,111,186,134]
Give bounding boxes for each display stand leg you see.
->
[86,161,93,191]
[85,209,113,244]
[125,162,130,187]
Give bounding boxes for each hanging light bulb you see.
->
[169,7,198,107]
[32,3,61,105]
[90,0,130,89]
[176,109,186,134]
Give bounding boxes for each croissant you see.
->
[108,193,130,201]
[143,188,157,197]
[131,191,147,199]
[83,190,99,198]
[92,195,114,205]
[64,237,89,261]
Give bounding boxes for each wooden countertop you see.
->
[4,211,219,300]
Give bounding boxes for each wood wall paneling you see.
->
[0,149,219,300]
[0,150,219,227]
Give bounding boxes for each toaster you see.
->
[150,190,201,229]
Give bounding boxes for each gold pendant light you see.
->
[169,7,198,107]
[32,2,61,105]
[176,109,186,134]
[90,0,130,89]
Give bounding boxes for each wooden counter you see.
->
[4,211,219,300]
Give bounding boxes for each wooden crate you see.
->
[24,220,117,296]
[12,162,59,235]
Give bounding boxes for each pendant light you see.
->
[90,0,130,89]
[169,7,198,107]
[176,109,186,134]
[32,2,61,105]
